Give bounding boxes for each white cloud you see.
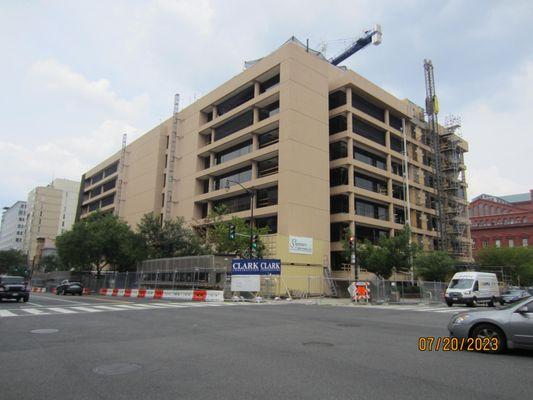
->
[0,120,139,202]
[29,58,149,117]
[461,60,533,199]
[152,0,215,35]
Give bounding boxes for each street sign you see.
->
[231,259,281,276]
[288,236,313,255]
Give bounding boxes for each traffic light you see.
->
[229,224,236,240]
[349,236,355,251]
[251,234,258,250]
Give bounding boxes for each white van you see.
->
[445,272,500,307]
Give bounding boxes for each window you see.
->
[258,128,279,148]
[259,74,280,93]
[495,239,501,248]
[100,194,115,208]
[329,115,347,135]
[353,117,385,145]
[214,167,252,190]
[330,195,349,214]
[330,141,348,161]
[352,92,384,121]
[257,156,278,177]
[255,215,277,234]
[330,222,349,242]
[355,199,388,221]
[213,193,250,213]
[389,114,403,131]
[258,101,279,121]
[216,86,254,116]
[329,90,346,110]
[215,140,252,165]
[330,168,348,187]
[103,179,116,192]
[509,239,514,248]
[256,186,278,208]
[394,207,405,224]
[354,147,386,170]
[390,136,404,153]
[104,162,118,177]
[523,238,529,247]
[161,193,165,207]
[355,173,387,195]
[214,110,254,141]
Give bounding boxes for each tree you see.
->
[39,254,62,273]
[137,213,208,259]
[477,247,533,286]
[414,251,455,282]
[56,211,145,274]
[205,206,269,258]
[0,249,27,274]
[341,226,419,279]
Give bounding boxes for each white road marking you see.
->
[92,305,124,311]
[20,308,50,315]
[0,310,17,317]
[46,307,79,314]
[70,307,102,313]
[29,295,89,305]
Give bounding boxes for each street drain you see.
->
[30,329,58,334]
[302,341,334,347]
[93,363,141,376]
[337,323,361,328]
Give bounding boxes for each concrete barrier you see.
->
[97,288,224,302]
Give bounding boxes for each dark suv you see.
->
[0,275,30,302]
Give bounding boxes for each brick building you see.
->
[469,190,533,256]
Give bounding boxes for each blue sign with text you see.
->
[231,259,281,275]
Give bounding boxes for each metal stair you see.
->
[323,267,338,297]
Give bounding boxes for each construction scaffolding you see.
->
[164,94,180,223]
[114,133,127,218]
[423,60,473,263]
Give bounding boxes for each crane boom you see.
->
[329,25,382,66]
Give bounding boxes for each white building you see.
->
[23,179,80,268]
[0,201,27,251]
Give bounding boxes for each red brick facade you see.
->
[469,190,533,257]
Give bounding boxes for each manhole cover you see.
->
[93,363,141,376]
[302,341,334,347]
[30,329,59,334]
[337,323,361,328]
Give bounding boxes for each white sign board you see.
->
[289,235,313,255]
[231,275,260,292]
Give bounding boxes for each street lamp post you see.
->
[225,179,255,257]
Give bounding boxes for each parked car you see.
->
[448,297,533,353]
[55,280,83,296]
[0,275,30,302]
[445,272,500,307]
[501,289,531,304]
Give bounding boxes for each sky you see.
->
[1,0,532,208]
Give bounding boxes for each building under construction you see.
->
[76,33,473,295]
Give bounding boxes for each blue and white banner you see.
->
[231,259,281,275]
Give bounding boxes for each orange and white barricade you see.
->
[348,281,371,304]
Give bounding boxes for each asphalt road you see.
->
[1,293,531,400]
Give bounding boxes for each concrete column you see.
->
[384,109,390,125]
[209,152,215,167]
[348,164,354,187]
[208,177,214,192]
[254,81,260,97]
[349,192,355,216]
[210,128,215,143]
[252,160,258,180]
[347,111,353,134]
[253,107,259,124]
[346,87,352,108]
[252,133,258,151]
[212,106,218,119]
[207,201,213,213]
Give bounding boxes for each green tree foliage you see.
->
[137,213,208,259]
[414,251,455,282]
[342,226,419,279]
[477,247,533,286]
[0,249,27,274]
[56,211,145,273]
[39,254,62,273]
[206,206,269,258]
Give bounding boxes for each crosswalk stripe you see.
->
[20,308,50,315]
[47,307,79,314]
[0,310,17,317]
[70,306,102,313]
[113,304,147,310]
[92,305,124,311]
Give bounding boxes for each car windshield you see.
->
[449,279,473,289]
[499,297,532,310]
[1,277,25,284]
[503,290,523,296]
